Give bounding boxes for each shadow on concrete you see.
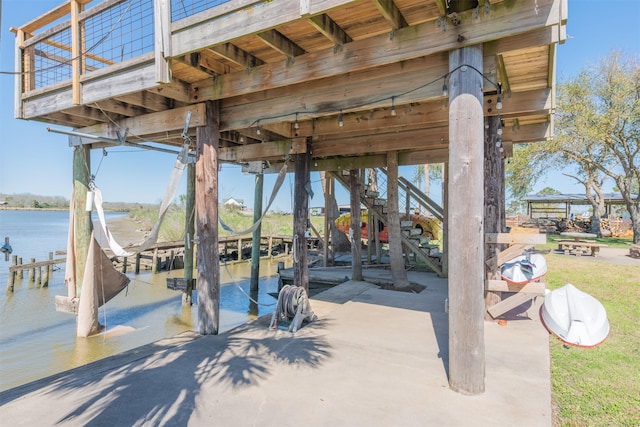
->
[1,317,332,426]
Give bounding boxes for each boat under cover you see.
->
[501,253,548,285]
[541,283,610,348]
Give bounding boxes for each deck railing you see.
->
[14,0,233,97]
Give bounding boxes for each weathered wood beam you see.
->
[78,103,205,140]
[61,105,123,123]
[113,90,174,112]
[371,0,408,30]
[502,122,551,142]
[88,99,150,117]
[210,43,264,68]
[256,29,305,58]
[191,9,560,103]
[218,138,306,162]
[18,0,92,34]
[306,13,352,45]
[349,169,363,281]
[218,57,455,130]
[148,80,192,104]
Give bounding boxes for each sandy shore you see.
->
[105,215,150,247]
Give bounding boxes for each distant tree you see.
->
[506,52,639,242]
[538,187,560,195]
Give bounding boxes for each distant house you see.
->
[222,197,245,209]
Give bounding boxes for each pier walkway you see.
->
[0,270,551,426]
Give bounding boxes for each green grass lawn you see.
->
[543,246,640,426]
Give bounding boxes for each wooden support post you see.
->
[237,238,242,261]
[268,236,273,257]
[484,116,504,317]
[293,137,311,293]
[48,252,54,281]
[448,45,485,395]
[73,142,92,297]
[441,162,449,277]
[154,0,172,84]
[35,266,42,286]
[367,209,373,264]
[323,173,331,267]
[250,173,264,292]
[135,253,141,274]
[152,248,159,274]
[71,0,81,105]
[196,100,221,335]
[17,257,23,279]
[349,169,363,281]
[183,161,196,304]
[28,258,36,282]
[7,255,17,291]
[387,151,409,288]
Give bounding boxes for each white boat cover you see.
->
[541,283,610,347]
[501,253,547,284]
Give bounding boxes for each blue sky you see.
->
[1,0,639,209]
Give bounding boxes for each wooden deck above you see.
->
[12,0,567,168]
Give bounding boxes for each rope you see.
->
[269,284,316,332]
[222,260,276,307]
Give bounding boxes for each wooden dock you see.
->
[5,234,298,291]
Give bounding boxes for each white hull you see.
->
[541,284,609,347]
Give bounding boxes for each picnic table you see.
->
[558,232,606,257]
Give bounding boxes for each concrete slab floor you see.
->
[0,271,551,426]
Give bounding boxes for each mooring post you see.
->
[250,173,264,293]
[35,266,41,286]
[17,257,23,279]
[2,237,10,261]
[47,252,54,282]
[72,142,92,298]
[7,255,17,291]
[28,258,36,282]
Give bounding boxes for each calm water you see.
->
[0,209,286,391]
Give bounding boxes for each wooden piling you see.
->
[349,169,363,281]
[250,173,264,292]
[122,256,128,273]
[484,116,504,317]
[195,100,221,335]
[35,266,41,285]
[28,257,36,282]
[47,252,54,282]
[293,137,310,293]
[183,161,195,304]
[135,253,141,274]
[17,257,23,279]
[7,255,17,291]
[387,151,408,287]
[447,45,485,395]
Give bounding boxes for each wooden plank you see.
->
[191,11,559,104]
[20,0,91,34]
[448,45,485,395]
[487,292,537,319]
[486,280,546,294]
[79,103,205,140]
[371,0,408,30]
[485,243,532,270]
[219,138,306,162]
[307,14,352,45]
[485,233,546,245]
[256,29,305,57]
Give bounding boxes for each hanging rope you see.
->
[218,162,289,236]
[222,260,276,307]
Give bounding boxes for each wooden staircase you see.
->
[331,169,444,276]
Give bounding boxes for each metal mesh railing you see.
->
[32,28,73,88]
[171,0,232,22]
[82,0,154,72]
[26,0,155,90]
